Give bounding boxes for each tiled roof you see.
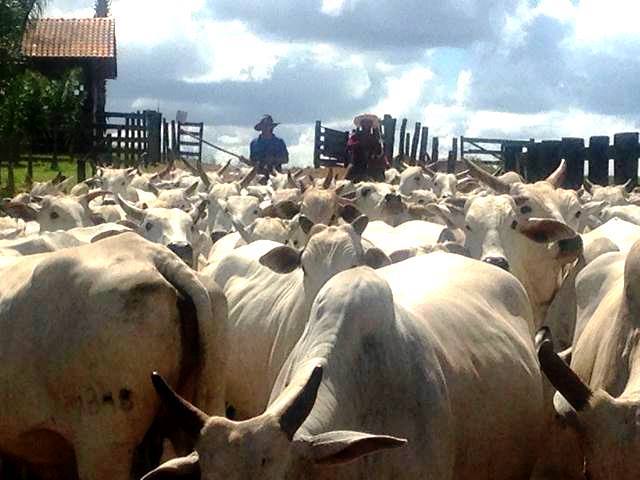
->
[22,18,116,59]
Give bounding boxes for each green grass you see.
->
[0,156,78,197]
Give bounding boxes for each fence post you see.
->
[503,144,522,173]
[410,122,421,162]
[405,133,410,157]
[613,132,639,188]
[431,137,439,168]
[314,121,321,168]
[145,110,162,165]
[382,115,396,163]
[561,137,585,189]
[418,126,429,164]
[447,137,458,173]
[587,136,609,186]
[398,119,407,159]
[535,140,561,181]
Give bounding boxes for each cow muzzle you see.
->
[483,256,510,272]
[168,241,193,267]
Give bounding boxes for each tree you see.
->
[94,0,110,17]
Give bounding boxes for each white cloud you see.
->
[321,0,347,16]
[372,66,434,116]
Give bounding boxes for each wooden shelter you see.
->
[21,17,117,150]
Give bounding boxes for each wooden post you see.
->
[170,120,177,158]
[587,136,609,186]
[7,141,16,196]
[613,132,639,187]
[145,110,162,164]
[448,137,458,173]
[381,115,396,162]
[459,136,465,162]
[431,137,439,168]
[398,118,407,158]
[538,140,562,181]
[418,126,429,164]
[314,121,322,168]
[561,137,585,189]
[503,144,522,173]
[405,133,410,157]
[410,122,421,162]
[27,149,33,181]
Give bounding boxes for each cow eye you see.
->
[293,240,299,247]
[465,225,472,232]
[121,181,126,186]
[145,222,153,231]
[414,176,421,182]
[520,205,532,214]
[253,209,259,215]
[418,199,425,204]
[575,211,582,218]
[50,211,59,220]
[511,220,518,229]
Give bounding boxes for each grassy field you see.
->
[0,157,78,197]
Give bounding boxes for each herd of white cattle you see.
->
[2,156,640,479]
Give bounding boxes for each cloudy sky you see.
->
[47,0,640,166]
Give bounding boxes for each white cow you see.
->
[146,253,544,479]
[0,233,226,480]
[201,216,387,420]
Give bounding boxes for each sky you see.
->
[47,0,640,166]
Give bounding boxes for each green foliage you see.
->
[0,68,87,148]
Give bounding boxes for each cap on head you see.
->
[353,113,380,130]
[255,114,280,131]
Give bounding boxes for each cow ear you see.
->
[351,215,369,236]
[298,215,315,235]
[141,452,200,480]
[516,218,577,243]
[298,431,406,466]
[363,247,391,268]
[425,203,464,229]
[259,246,302,274]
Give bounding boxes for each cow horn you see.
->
[148,183,160,197]
[184,181,199,198]
[217,159,232,176]
[150,372,209,440]
[190,200,207,224]
[158,161,174,179]
[274,365,323,441]
[116,194,145,222]
[232,218,254,243]
[583,178,595,194]
[545,159,566,188]
[322,168,333,190]
[537,339,592,411]
[239,167,258,190]
[456,169,469,179]
[80,190,111,206]
[181,157,198,176]
[196,162,211,189]
[341,163,353,181]
[422,163,436,177]
[0,201,39,221]
[623,179,634,193]
[463,158,510,194]
[286,171,297,189]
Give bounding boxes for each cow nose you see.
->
[385,193,401,203]
[168,242,193,266]
[483,256,510,271]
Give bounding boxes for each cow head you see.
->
[96,166,138,197]
[259,215,388,293]
[116,194,206,266]
[142,367,405,480]
[398,166,433,196]
[538,337,640,480]
[584,179,633,206]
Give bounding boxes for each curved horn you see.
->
[115,194,145,222]
[232,218,254,243]
[190,200,207,224]
[195,161,212,190]
[422,164,437,177]
[239,167,258,190]
[79,190,111,206]
[583,178,595,194]
[537,339,592,411]
[150,372,209,440]
[455,169,469,179]
[322,168,333,190]
[463,158,510,194]
[623,178,634,193]
[158,161,174,179]
[148,183,160,197]
[545,159,566,188]
[181,157,198,176]
[216,159,232,176]
[275,366,323,440]
[184,181,199,198]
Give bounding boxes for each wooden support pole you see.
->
[418,126,429,163]
[382,114,396,162]
[410,122,421,162]
[431,137,439,168]
[538,140,562,181]
[447,137,458,173]
[588,136,609,186]
[405,133,410,157]
[613,132,639,187]
[398,118,407,158]
[502,144,522,173]
[561,137,585,189]
[314,121,322,168]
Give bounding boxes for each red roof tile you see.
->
[22,18,116,59]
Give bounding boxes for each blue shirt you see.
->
[250,134,288,165]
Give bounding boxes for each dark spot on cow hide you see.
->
[102,392,114,406]
[119,388,134,411]
[226,403,237,420]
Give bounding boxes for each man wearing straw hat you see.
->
[346,113,385,182]
[248,114,289,175]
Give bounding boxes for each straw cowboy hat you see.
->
[254,114,280,131]
[353,113,381,129]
